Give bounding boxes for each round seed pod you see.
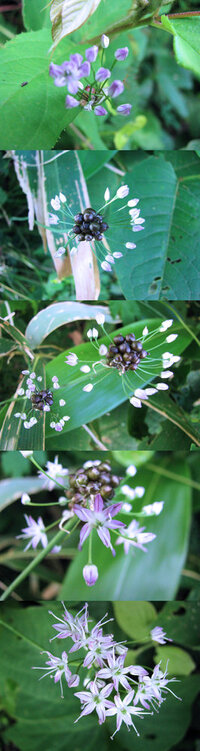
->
[77,234,85,241]
[73,226,81,235]
[83,210,96,222]
[85,234,93,241]
[82,222,90,231]
[74,213,83,223]
[101,222,109,231]
[31,389,53,411]
[66,459,120,507]
[106,333,149,372]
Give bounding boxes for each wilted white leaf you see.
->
[50,0,102,47]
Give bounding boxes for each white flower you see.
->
[117,185,129,198]
[126,465,137,477]
[113,252,123,258]
[18,388,24,396]
[154,383,169,391]
[87,328,98,339]
[80,365,91,373]
[159,319,173,332]
[65,352,78,366]
[121,484,136,500]
[101,261,112,272]
[59,192,66,202]
[52,376,60,389]
[55,247,66,257]
[38,456,68,491]
[99,344,108,356]
[59,399,66,406]
[142,502,164,516]
[51,195,60,210]
[20,451,33,457]
[101,34,110,48]
[105,254,115,264]
[83,384,94,392]
[17,515,48,551]
[49,213,59,225]
[142,326,149,336]
[128,199,139,207]
[150,627,172,645]
[106,691,148,738]
[134,486,145,498]
[122,502,132,512]
[104,187,110,202]
[21,493,31,505]
[125,242,136,249]
[160,370,173,378]
[95,313,105,325]
[166,334,178,343]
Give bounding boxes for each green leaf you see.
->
[60,456,192,599]
[0,477,45,510]
[25,303,116,348]
[161,17,200,79]
[0,338,16,356]
[22,0,51,31]
[114,601,157,639]
[0,30,81,149]
[154,645,196,676]
[113,450,154,467]
[50,0,102,48]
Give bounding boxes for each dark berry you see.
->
[85,234,93,241]
[101,222,109,231]
[74,213,83,223]
[73,226,81,234]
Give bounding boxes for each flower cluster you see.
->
[18,455,163,587]
[65,317,180,412]
[48,183,145,271]
[33,604,180,738]
[13,370,70,433]
[49,36,131,117]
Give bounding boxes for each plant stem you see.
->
[29,455,69,491]
[147,462,200,491]
[83,424,107,450]
[0,520,76,602]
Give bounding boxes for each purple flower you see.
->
[115,47,129,61]
[65,95,79,109]
[49,62,68,87]
[107,80,124,98]
[73,493,125,555]
[95,67,111,82]
[117,103,132,115]
[75,683,114,724]
[94,106,107,116]
[85,45,98,62]
[83,564,98,586]
[17,515,48,551]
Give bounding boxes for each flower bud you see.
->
[83,564,99,586]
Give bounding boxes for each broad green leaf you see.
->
[0,338,16,356]
[0,361,46,451]
[161,17,200,79]
[22,0,51,30]
[154,601,200,649]
[25,303,116,348]
[60,456,191,599]
[154,645,196,676]
[50,0,102,48]
[90,154,200,300]
[45,318,191,442]
[0,30,82,150]
[0,477,45,510]
[79,151,116,180]
[114,601,157,639]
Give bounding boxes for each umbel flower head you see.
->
[65,317,180,413]
[14,370,70,433]
[47,185,145,271]
[33,603,180,737]
[66,459,120,507]
[49,40,131,117]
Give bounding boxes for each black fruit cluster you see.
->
[72,207,109,242]
[66,460,120,507]
[106,333,148,372]
[31,389,53,411]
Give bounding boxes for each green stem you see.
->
[88,530,93,564]
[0,520,76,602]
[29,455,69,492]
[147,462,200,491]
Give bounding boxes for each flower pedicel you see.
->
[33,603,180,738]
[49,39,131,118]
